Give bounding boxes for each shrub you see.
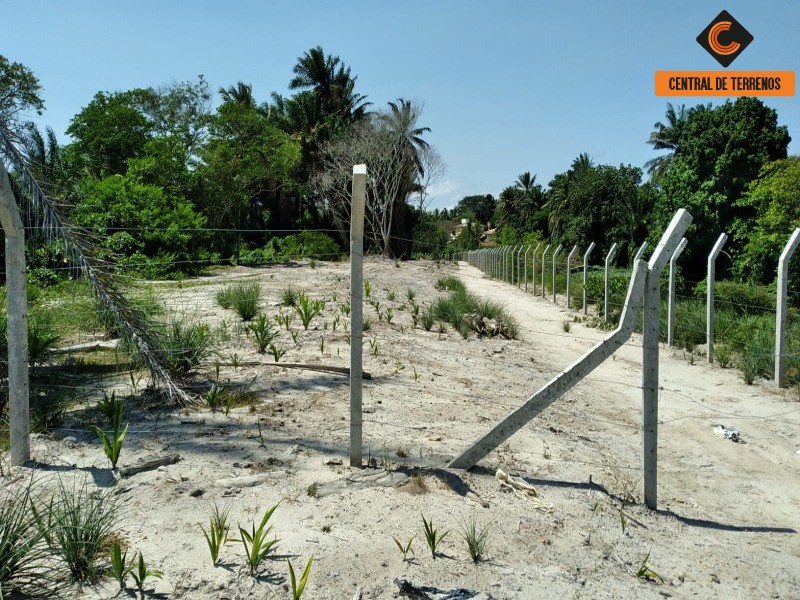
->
[229,282,261,321]
[0,482,55,597]
[281,286,300,307]
[38,478,117,583]
[155,317,214,375]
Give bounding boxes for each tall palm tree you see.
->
[645,103,687,182]
[380,98,430,177]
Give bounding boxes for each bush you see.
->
[431,278,517,339]
[219,282,261,321]
[693,279,775,315]
[0,482,55,597]
[155,317,214,375]
[39,478,118,583]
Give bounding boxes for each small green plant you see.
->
[205,384,226,413]
[281,286,300,307]
[332,314,340,332]
[229,352,242,370]
[362,318,372,332]
[620,509,628,534]
[308,259,317,269]
[156,317,214,375]
[287,556,314,600]
[688,351,695,366]
[387,290,397,302]
[228,503,281,576]
[382,444,394,472]
[635,551,664,583]
[393,536,414,562]
[406,288,416,302]
[385,307,394,324]
[289,329,299,343]
[294,292,325,329]
[97,391,124,425]
[461,516,489,563]
[421,307,435,331]
[215,286,233,309]
[229,281,261,321]
[422,515,448,560]
[340,300,351,317]
[369,337,379,357]
[395,260,400,268]
[716,344,732,368]
[364,280,372,298]
[130,551,163,594]
[109,538,130,590]
[413,366,420,382]
[89,406,128,469]
[562,320,571,333]
[37,479,117,583]
[200,503,230,566]
[306,482,318,497]
[269,343,287,362]
[248,314,278,353]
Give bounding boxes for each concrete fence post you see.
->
[0,160,30,466]
[511,245,519,285]
[775,228,800,387]
[604,242,619,322]
[516,246,524,287]
[583,242,596,315]
[522,245,532,290]
[634,241,648,262]
[707,233,728,364]
[527,243,541,294]
[350,164,367,467]
[642,209,693,510]
[552,244,563,303]
[566,245,579,308]
[667,238,688,347]
[541,244,551,298]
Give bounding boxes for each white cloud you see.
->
[426,179,464,211]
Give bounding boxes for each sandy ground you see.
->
[5,257,800,599]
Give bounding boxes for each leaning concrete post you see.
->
[604,243,619,322]
[583,242,596,315]
[552,244,563,303]
[642,209,692,510]
[707,233,727,364]
[527,243,541,294]
[566,245,578,308]
[775,228,800,387]
[0,160,30,466]
[541,244,551,298]
[350,164,367,467]
[633,241,648,262]
[667,238,688,347]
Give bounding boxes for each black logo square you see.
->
[696,10,753,68]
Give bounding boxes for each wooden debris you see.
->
[119,454,180,478]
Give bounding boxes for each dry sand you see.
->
[5,257,800,599]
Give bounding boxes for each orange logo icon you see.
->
[696,10,753,67]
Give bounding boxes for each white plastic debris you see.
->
[713,424,744,443]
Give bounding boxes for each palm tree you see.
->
[645,103,687,182]
[380,98,430,177]
[218,82,256,108]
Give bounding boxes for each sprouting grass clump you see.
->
[215,286,233,309]
[247,314,278,353]
[155,317,214,375]
[435,276,466,294]
[421,515,448,560]
[460,516,489,562]
[228,502,281,576]
[37,479,117,583]
[200,503,230,566]
[0,483,54,598]
[218,281,261,321]
[281,286,300,307]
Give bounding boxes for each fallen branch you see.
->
[119,454,181,478]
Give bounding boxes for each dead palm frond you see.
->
[0,124,193,405]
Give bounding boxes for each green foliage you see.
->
[130,551,163,593]
[281,286,300,306]
[88,419,128,469]
[434,276,466,294]
[0,482,53,598]
[287,556,314,600]
[268,343,287,362]
[109,539,129,590]
[431,277,518,339]
[635,551,664,583]
[460,516,489,563]
[393,536,415,562]
[247,314,278,353]
[736,157,800,290]
[200,503,230,566]
[228,503,281,576]
[293,292,325,329]
[38,479,117,583]
[421,515,448,560]
[652,98,790,282]
[453,194,497,224]
[155,317,214,375]
[97,392,124,426]
[224,282,261,321]
[0,55,45,130]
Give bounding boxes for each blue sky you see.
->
[4,1,799,209]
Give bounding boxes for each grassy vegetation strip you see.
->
[432,276,518,339]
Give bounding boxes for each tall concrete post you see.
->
[707,233,727,364]
[566,245,579,308]
[527,243,540,294]
[775,228,800,387]
[667,238,688,347]
[604,243,619,322]
[350,165,367,467]
[541,244,551,298]
[552,244,563,303]
[583,242,596,315]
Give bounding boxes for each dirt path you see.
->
[5,258,799,599]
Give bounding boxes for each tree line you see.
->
[444,98,797,289]
[0,50,443,282]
